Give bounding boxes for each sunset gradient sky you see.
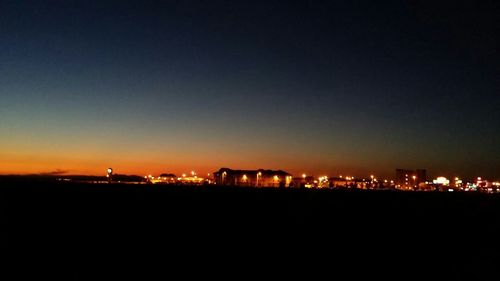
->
[1,1,498,179]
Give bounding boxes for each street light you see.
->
[107,168,113,183]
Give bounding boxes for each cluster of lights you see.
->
[140,168,499,192]
[433,177,450,186]
[318,176,328,181]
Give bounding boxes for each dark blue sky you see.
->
[1,0,499,179]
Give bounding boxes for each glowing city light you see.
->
[433,177,450,186]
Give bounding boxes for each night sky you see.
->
[1,0,498,179]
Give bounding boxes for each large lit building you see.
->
[213,168,292,187]
[395,169,427,187]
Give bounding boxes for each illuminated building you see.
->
[329,177,356,188]
[433,177,450,186]
[292,176,315,188]
[146,173,179,184]
[213,168,292,187]
[395,169,426,186]
[176,175,205,185]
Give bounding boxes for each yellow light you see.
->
[182,174,186,177]
[302,174,306,178]
[258,172,262,176]
[242,174,247,181]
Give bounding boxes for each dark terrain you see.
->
[1,176,499,279]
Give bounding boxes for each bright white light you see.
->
[433,177,449,186]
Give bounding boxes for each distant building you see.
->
[292,176,315,188]
[147,173,177,184]
[213,168,292,187]
[328,177,365,188]
[395,169,426,187]
[160,173,177,184]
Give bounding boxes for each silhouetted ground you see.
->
[1,177,499,280]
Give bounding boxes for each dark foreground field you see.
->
[1,178,500,280]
